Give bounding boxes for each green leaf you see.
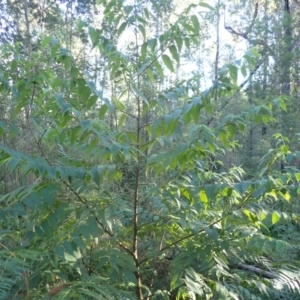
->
[199,190,208,205]
[41,220,52,237]
[241,65,247,77]
[234,181,250,194]
[138,24,146,40]
[23,194,39,210]
[76,19,86,31]
[219,130,227,144]
[185,37,190,50]
[148,38,157,52]
[169,45,180,63]
[86,217,99,238]
[90,166,101,186]
[63,251,77,262]
[80,225,91,241]
[63,56,72,70]
[226,123,236,138]
[228,64,238,83]
[51,43,60,57]
[199,2,214,10]
[14,202,26,216]
[279,98,287,111]
[118,114,127,128]
[154,61,164,78]
[113,98,125,110]
[70,67,79,78]
[0,120,7,136]
[203,226,218,241]
[162,54,174,72]
[191,15,200,34]
[141,42,147,57]
[175,37,183,52]
[146,68,155,84]
[87,95,98,109]
[99,104,108,119]
[271,211,280,225]
[41,36,51,49]
[117,21,127,37]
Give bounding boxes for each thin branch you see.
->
[224,3,258,39]
[139,121,153,130]
[119,109,138,119]
[232,263,278,279]
[37,108,61,145]
[224,3,275,57]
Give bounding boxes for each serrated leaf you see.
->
[162,54,174,72]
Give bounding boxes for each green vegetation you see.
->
[1,0,300,299]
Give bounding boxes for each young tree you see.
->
[1,1,300,300]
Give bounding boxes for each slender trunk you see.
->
[68,0,73,51]
[248,78,253,159]
[24,0,34,186]
[261,0,269,136]
[214,0,220,102]
[282,0,291,96]
[133,26,143,300]
[110,80,115,130]
[280,0,292,171]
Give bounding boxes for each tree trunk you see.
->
[280,0,292,171]
[24,0,34,186]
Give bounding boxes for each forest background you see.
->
[1,0,300,299]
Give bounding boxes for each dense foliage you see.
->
[1,0,300,299]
